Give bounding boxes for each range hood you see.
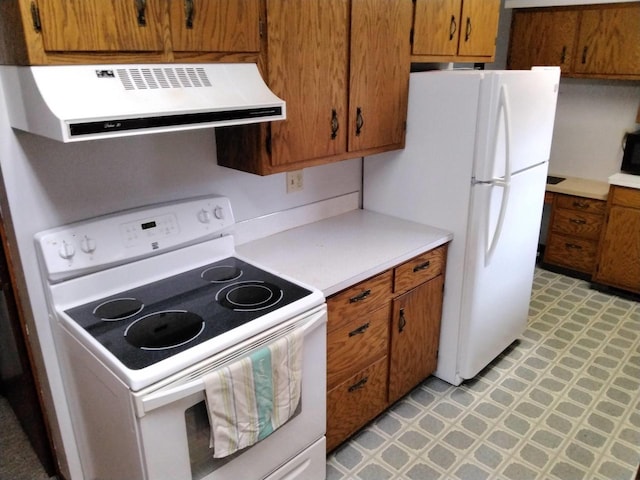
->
[0,63,285,142]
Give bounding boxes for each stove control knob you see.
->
[197,208,212,224]
[80,236,96,254]
[213,205,225,220]
[58,241,76,260]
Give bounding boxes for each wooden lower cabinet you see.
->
[543,193,606,276]
[389,275,444,404]
[594,186,640,294]
[326,244,448,451]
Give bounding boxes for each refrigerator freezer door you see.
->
[457,162,548,380]
[474,68,560,182]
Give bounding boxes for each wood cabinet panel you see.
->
[327,271,393,333]
[348,0,412,152]
[327,304,390,390]
[508,3,640,79]
[169,0,260,53]
[266,0,349,167]
[38,0,164,52]
[457,0,501,58]
[508,8,578,72]
[555,194,607,215]
[610,185,640,208]
[326,356,389,452]
[388,275,444,404]
[551,208,604,241]
[574,4,640,76]
[412,0,500,62]
[594,204,640,293]
[394,244,447,294]
[545,232,599,274]
[412,0,461,56]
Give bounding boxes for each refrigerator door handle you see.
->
[486,84,512,266]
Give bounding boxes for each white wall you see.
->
[0,69,361,478]
[490,2,640,183]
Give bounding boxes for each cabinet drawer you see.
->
[327,271,393,333]
[555,194,606,215]
[611,186,640,209]
[551,207,604,240]
[545,232,598,273]
[327,304,390,390]
[393,245,447,294]
[326,356,389,452]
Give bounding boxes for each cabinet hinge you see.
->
[259,19,264,38]
[30,1,42,33]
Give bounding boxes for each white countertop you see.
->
[236,209,452,297]
[546,175,609,200]
[609,172,640,190]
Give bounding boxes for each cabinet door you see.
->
[388,275,443,404]
[266,0,349,167]
[348,0,412,152]
[37,0,164,52]
[508,9,578,72]
[595,206,640,293]
[457,0,500,57]
[574,4,640,76]
[170,0,260,53]
[412,0,462,56]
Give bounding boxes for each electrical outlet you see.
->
[286,170,304,193]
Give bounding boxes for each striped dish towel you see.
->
[203,329,303,458]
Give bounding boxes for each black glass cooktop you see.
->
[64,257,312,370]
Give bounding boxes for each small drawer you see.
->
[555,194,606,215]
[393,244,447,294]
[327,270,393,334]
[611,185,640,209]
[327,304,390,390]
[551,207,604,240]
[326,356,389,452]
[544,232,598,274]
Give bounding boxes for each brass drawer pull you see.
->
[565,243,583,250]
[569,218,587,225]
[573,201,589,209]
[348,377,368,393]
[348,322,370,337]
[349,289,371,303]
[413,261,431,272]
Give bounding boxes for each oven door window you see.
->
[186,399,303,479]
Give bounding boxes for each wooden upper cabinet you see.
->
[216,0,412,175]
[412,0,500,62]
[508,9,578,72]
[349,0,412,152]
[573,3,640,76]
[0,0,262,65]
[169,0,261,53]
[266,0,349,168]
[508,3,640,80]
[38,0,164,52]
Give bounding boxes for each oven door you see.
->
[133,305,327,480]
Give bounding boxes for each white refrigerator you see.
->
[363,68,560,386]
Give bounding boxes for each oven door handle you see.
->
[136,305,327,416]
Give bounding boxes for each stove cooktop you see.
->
[64,256,312,370]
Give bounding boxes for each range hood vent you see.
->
[0,63,285,142]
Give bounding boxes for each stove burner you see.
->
[93,298,144,321]
[124,310,205,350]
[216,281,284,312]
[201,265,243,283]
